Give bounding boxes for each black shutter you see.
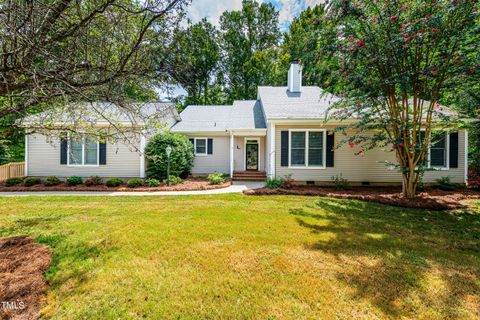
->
[281,131,289,167]
[60,134,67,165]
[326,132,334,167]
[207,138,213,154]
[99,142,107,165]
[449,132,458,168]
[189,138,194,145]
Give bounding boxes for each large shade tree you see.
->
[167,18,221,106]
[219,0,283,102]
[0,0,186,125]
[327,0,478,198]
[282,4,340,91]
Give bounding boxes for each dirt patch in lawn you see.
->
[0,177,230,192]
[244,186,480,210]
[0,236,52,320]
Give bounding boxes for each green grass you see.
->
[1,195,479,319]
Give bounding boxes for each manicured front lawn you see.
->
[1,195,479,319]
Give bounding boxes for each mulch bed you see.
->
[244,186,480,211]
[0,177,231,192]
[0,236,52,320]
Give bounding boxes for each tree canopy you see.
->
[326,0,479,197]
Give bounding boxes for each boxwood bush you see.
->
[127,178,144,188]
[5,177,23,186]
[44,176,61,186]
[105,178,123,187]
[66,176,83,186]
[24,177,41,187]
[145,132,194,180]
[85,176,103,186]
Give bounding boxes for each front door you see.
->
[245,140,259,171]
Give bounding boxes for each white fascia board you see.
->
[229,129,267,136]
[172,131,230,136]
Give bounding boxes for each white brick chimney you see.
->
[287,60,302,93]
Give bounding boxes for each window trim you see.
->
[288,129,327,169]
[419,130,450,170]
[194,137,208,156]
[67,133,100,167]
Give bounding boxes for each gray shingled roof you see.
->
[258,86,340,119]
[171,105,233,132]
[228,100,266,129]
[23,102,180,127]
[171,101,266,132]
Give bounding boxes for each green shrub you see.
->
[44,176,61,186]
[146,178,160,187]
[23,177,41,187]
[331,174,350,190]
[127,178,144,188]
[207,173,225,185]
[164,175,182,186]
[281,174,295,189]
[145,132,194,180]
[105,178,123,187]
[84,176,103,186]
[66,176,83,186]
[265,175,295,189]
[265,177,283,189]
[436,176,459,191]
[5,177,23,186]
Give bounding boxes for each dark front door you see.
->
[246,141,259,171]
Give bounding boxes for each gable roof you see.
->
[228,100,266,129]
[171,105,233,132]
[171,101,266,133]
[257,86,340,119]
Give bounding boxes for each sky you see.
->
[187,0,324,31]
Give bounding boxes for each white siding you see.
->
[233,136,266,171]
[190,136,230,175]
[27,134,141,178]
[275,125,466,184]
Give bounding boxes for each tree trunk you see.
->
[402,167,418,199]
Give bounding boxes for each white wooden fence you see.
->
[0,162,25,181]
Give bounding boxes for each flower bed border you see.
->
[0,177,231,192]
[244,186,480,211]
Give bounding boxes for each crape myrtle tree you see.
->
[0,0,187,148]
[327,0,479,198]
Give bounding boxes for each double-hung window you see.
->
[429,132,448,168]
[68,135,99,166]
[194,138,207,156]
[289,130,326,168]
[417,130,449,169]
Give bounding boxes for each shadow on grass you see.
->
[289,199,480,318]
[2,214,117,293]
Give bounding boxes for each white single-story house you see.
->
[24,62,469,185]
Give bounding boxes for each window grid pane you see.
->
[430,134,446,167]
[291,132,306,166]
[69,138,83,165]
[308,132,323,166]
[196,139,206,154]
[84,139,98,165]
